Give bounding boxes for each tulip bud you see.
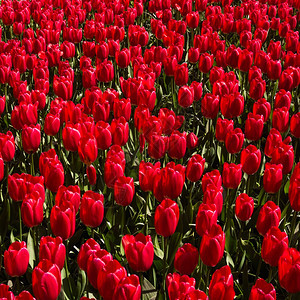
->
[4,241,29,277]
[174,244,199,275]
[122,233,154,272]
[256,201,281,236]
[235,193,254,221]
[249,279,276,300]
[32,259,61,300]
[240,145,261,175]
[222,163,242,189]
[114,176,135,206]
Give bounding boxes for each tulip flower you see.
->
[4,241,29,277]
[80,191,104,228]
[249,278,276,300]
[209,265,235,300]
[32,259,61,300]
[122,233,154,272]
[174,243,199,275]
[39,236,66,270]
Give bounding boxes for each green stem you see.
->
[31,154,35,176]
[255,256,262,280]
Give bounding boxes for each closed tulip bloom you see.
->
[278,248,300,293]
[256,201,281,236]
[220,92,244,119]
[114,176,135,206]
[200,224,225,267]
[201,93,220,119]
[186,154,205,182]
[113,98,131,121]
[87,165,97,186]
[168,131,186,159]
[203,184,224,216]
[174,244,199,275]
[166,273,196,300]
[225,128,244,154]
[267,59,282,80]
[249,77,266,100]
[289,176,300,211]
[238,49,253,72]
[97,259,127,300]
[215,118,234,142]
[62,123,81,152]
[55,185,81,213]
[104,156,124,188]
[188,48,200,64]
[139,161,160,192]
[21,124,41,154]
[264,128,282,158]
[50,202,76,240]
[111,117,129,146]
[275,89,292,110]
[263,163,283,194]
[116,48,131,68]
[209,265,235,300]
[4,241,29,277]
[178,85,194,108]
[235,193,254,221]
[174,63,188,86]
[154,199,180,237]
[249,278,276,300]
[94,121,112,150]
[80,191,104,228]
[32,259,61,300]
[186,132,198,149]
[199,53,214,73]
[86,249,113,289]
[291,113,300,138]
[77,238,101,272]
[148,134,168,160]
[0,131,15,162]
[222,163,242,189]
[253,98,271,122]
[185,289,208,300]
[271,143,294,175]
[114,275,141,300]
[261,226,288,267]
[16,291,35,300]
[196,203,218,237]
[240,145,261,175]
[272,107,289,133]
[39,236,66,271]
[44,113,60,136]
[21,191,44,228]
[0,284,15,299]
[122,233,154,272]
[96,59,114,83]
[78,133,98,166]
[245,113,264,141]
[43,159,64,193]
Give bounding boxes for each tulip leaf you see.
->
[75,269,86,299]
[142,277,157,300]
[153,235,164,260]
[168,232,183,265]
[26,230,36,269]
[284,179,290,194]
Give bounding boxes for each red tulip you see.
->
[222,163,242,189]
[139,161,160,192]
[80,191,104,228]
[113,275,141,300]
[261,226,289,267]
[32,259,61,300]
[249,278,276,300]
[50,202,75,240]
[174,243,199,275]
[4,241,29,277]
[225,128,244,154]
[278,248,300,293]
[39,236,66,270]
[77,238,101,272]
[235,193,254,222]
[256,201,281,236]
[122,233,154,272]
[263,163,283,194]
[22,124,41,154]
[200,224,225,267]
[240,145,261,175]
[209,265,235,300]
[154,199,180,237]
[186,154,205,182]
[114,176,135,206]
[166,273,195,300]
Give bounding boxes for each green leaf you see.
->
[27,230,36,269]
[142,277,157,300]
[75,269,87,299]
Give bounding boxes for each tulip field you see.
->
[0,0,300,299]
